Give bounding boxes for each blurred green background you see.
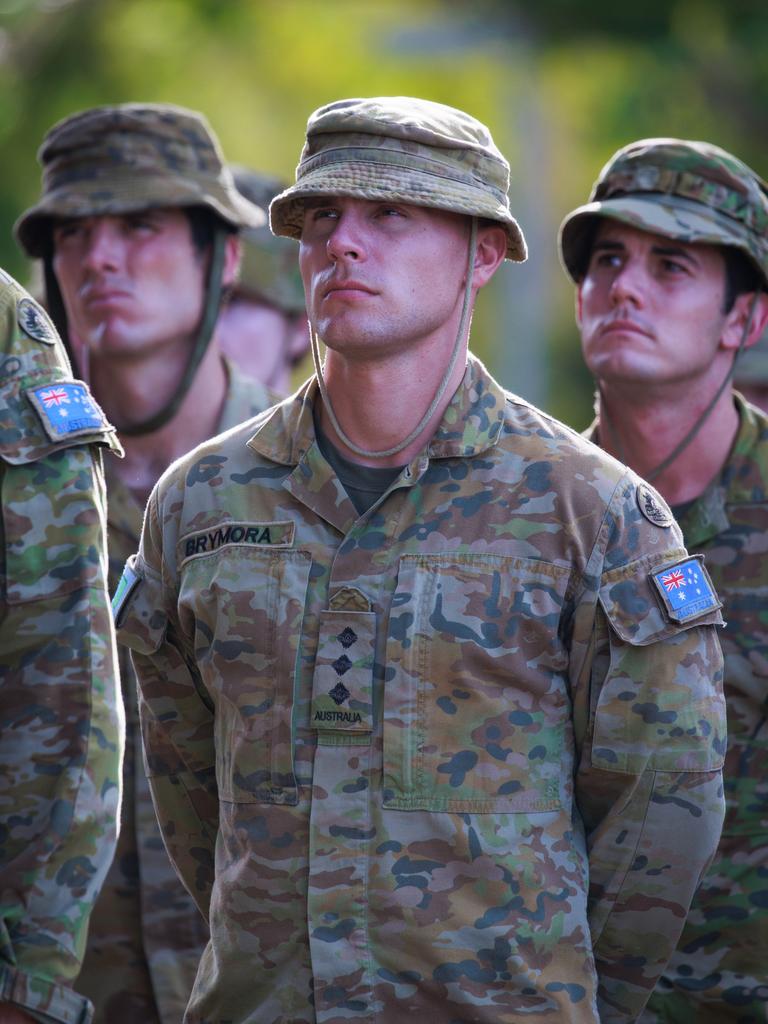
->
[1,0,766,429]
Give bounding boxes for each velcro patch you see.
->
[180,520,294,562]
[112,562,141,625]
[27,380,111,439]
[17,296,57,345]
[637,482,675,528]
[650,555,721,623]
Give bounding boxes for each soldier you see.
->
[215,168,309,393]
[559,137,768,1022]
[14,104,271,1024]
[116,98,726,1024]
[0,268,123,1023]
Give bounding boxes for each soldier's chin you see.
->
[80,320,119,355]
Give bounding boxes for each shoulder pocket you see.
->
[592,556,726,774]
[0,373,118,465]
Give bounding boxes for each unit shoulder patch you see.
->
[26,379,112,440]
[637,482,675,528]
[112,563,141,626]
[17,297,58,345]
[180,520,295,562]
[650,555,721,623]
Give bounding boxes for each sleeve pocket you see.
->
[114,557,168,655]
[591,558,726,774]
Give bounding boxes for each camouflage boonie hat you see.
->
[15,102,265,258]
[231,167,305,314]
[270,96,527,262]
[559,138,768,286]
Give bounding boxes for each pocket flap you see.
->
[599,553,724,645]
[0,372,119,464]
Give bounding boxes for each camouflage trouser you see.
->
[641,833,768,1023]
[76,718,208,1023]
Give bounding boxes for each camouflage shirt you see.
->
[76,361,275,1024]
[0,269,123,1024]
[118,355,727,1024]
[622,394,768,1023]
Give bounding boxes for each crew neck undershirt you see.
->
[314,412,406,516]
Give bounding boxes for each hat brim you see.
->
[15,176,265,258]
[270,161,527,262]
[559,194,768,285]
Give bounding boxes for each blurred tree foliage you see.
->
[0,0,765,429]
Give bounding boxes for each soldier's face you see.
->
[52,208,207,359]
[577,221,734,388]
[298,195,472,355]
[214,296,309,394]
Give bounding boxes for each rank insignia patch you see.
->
[637,482,675,528]
[17,297,57,345]
[26,379,110,440]
[650,556,721,623]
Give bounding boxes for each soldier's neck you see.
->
[318,339,469,468]
[91,344,228,505]
[596,384,739,507]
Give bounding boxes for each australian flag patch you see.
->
[27,380,109,441]
[650,556,721,623]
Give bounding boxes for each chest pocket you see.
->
[382,553,572,813]
[178,545,312,806]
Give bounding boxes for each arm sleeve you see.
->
[569,477,726,1023]
[116,493,219,919]
[0,449,123,1024]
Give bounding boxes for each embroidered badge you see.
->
[112,563,141,625]
[17,297,57,345]
[637,482,675,528]
[337,627,358,648]
[329,682,351,705]
[650,556,721,623]
[27,380,109,439]
[181,520,295,561]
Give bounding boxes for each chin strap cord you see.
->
[599,289,762,482]
[310,217,478,460]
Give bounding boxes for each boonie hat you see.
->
[559,137,768,286]
[270,96,527,262]
[231,167,305,314]
[15,102,265,257]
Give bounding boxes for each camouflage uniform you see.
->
[117,99,727,1024]
[586,397,768,1024]
[14,105,268,1024]
[560,139,768,1023]
[76,360,273,1023]
[0,268,123,1023]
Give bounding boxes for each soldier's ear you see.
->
[222,235,242,289]
[575,284,584,326]
[472,225,506,290]
[723,290,768,354]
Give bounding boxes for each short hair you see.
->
[185,206,235,256]
[723,248,763,313]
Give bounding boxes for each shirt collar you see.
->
[246,352,508,466]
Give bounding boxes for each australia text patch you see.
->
[650,556,721,623]
[181,520,294,561]
[26,380,110,440]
